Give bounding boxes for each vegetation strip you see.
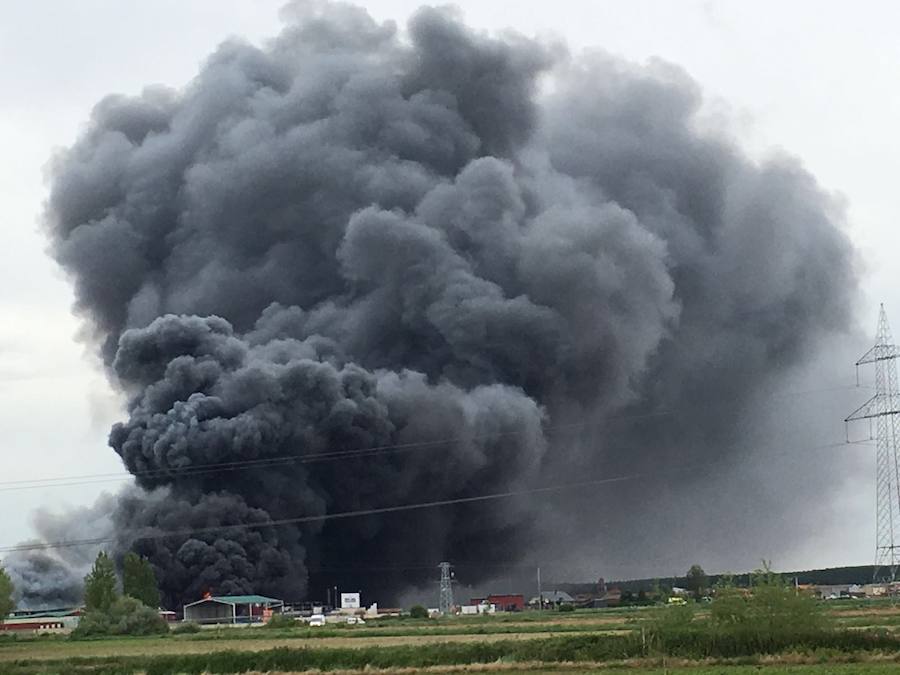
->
[9,630,900,675]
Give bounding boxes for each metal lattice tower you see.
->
[846,305,900,581]
[438,562,454,614]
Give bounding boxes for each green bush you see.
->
[262,613,298,629]
[171,621,201,634]
[643,564,844,658]
[711,566,831,635]
[558,603,575,612]
[408,605,429,619]
[72,596,169,638]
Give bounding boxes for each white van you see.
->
[308,614,326,627]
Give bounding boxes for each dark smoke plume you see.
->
[30,2,856,608]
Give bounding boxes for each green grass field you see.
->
[5,600,900,674]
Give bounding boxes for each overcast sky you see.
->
[1,0,897,575]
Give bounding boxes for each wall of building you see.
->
[0,615,79,634]
[185,601,234,624]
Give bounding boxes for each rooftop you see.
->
[185,594,283,607]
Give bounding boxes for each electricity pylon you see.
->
[846,304,900,581]
[438,561,454,614]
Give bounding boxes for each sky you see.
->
[1,0,898,578]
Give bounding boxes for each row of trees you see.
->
[76,551,168,637]
[83,551,160,613]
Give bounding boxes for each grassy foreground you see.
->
[7,630,900,675]
[7,584,900,674]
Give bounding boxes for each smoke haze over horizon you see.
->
[4,1,859,609]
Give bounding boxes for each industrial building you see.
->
[0,608,82,634]
[183,594,284,625]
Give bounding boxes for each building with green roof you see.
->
[183,594,284,625]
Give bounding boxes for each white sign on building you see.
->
[341,592,361,609]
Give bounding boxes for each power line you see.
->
[1,380,867,493]
[3,381,866,493]
[0,410,673,492]
[770,384,874,399]
[0,472,645,554]
[0,438,873,555]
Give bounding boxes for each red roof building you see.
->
[470,594,525,612]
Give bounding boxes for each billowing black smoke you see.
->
[36,2,855,608]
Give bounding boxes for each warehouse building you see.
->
[0,608,82,634]
[183,594,284,625]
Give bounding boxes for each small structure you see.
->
[470,594,525,612]
[529,590,575,607]
[811,584,865,600]
[580,587,622,608]
[863,583,892,597]
[183,594,283,625]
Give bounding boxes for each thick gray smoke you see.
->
[4,496,113,609]
[34,2,855,608]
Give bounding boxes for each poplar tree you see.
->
[123,552,161,609]
[0,564,14,623]
[84,551,118,612]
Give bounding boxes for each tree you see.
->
[72,596,168,638]
[408,605,428,619]
[686,564,709,599]
[0,564,14,623]
[711,562,831,638]
[123,552,160,609]
[84,551,118,612]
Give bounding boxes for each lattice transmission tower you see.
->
[438,561,454,614]
[846,304,900,581]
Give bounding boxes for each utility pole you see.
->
[438,562,454,615]
[537,566,542,610]
[846,304,900,581]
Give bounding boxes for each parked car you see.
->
[346,616,365,625]
[308,614,326,627]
